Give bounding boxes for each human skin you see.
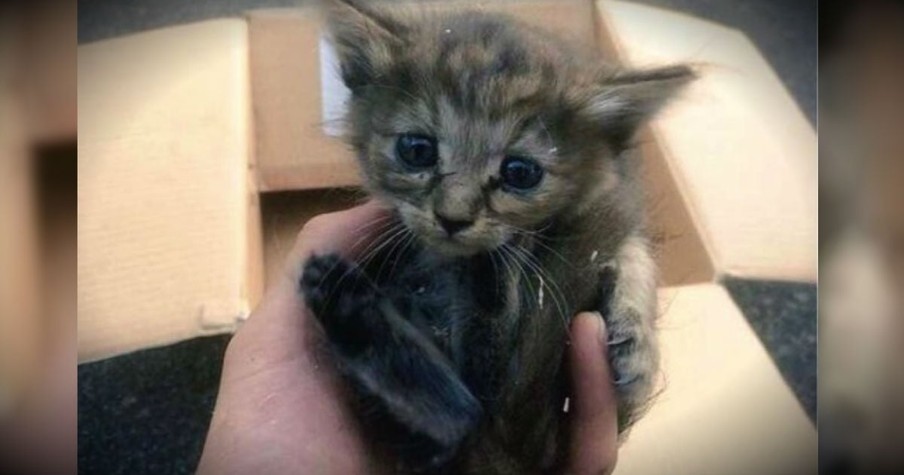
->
[197,202,619,475]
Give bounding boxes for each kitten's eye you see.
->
[395,134,438,168]
[500,156,544,190]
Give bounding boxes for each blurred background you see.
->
[820,0,904,473]
[0,1,76,474]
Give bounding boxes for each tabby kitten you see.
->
[300,0,693,472]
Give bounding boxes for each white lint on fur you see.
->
[538,275,545,308]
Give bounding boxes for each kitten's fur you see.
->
[300,1,693,472]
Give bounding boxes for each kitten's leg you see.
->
[598,234,659,433]
[300,254,482,471]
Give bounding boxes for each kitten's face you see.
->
[328,1,692,256]
[360,83,579,256]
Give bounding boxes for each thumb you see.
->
[566,312,619,475]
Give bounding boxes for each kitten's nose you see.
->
[435,213,473,235]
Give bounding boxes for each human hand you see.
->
[196,202,620,475]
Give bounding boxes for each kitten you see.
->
[300,0,693,472]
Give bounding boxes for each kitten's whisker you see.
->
[504,244,565,337]
[510,228,577,270]
[357,224,409,272]
[506,222,554,242]
[502,244,548,316]
[322,223,406,306]
[494,247,517,290]
[354,213,393,233]
[354,222,404,265]
[506,244,570,333]
[307,215,392,284]
[512,244,573,312]
[322,223,406,307]
[375,227,413,281]
[386,232,417,280]
[347,216,397,255]
[320,223,400,303]
[306,219,393,299]
[355,224,414,287]
[498,244,540,318]
[487,250,504,296]
[533,240,576,268]
[512,248,543,316]
[496,246,528,313]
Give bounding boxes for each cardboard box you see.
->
[599,1,817,283]
[77,1,817,473]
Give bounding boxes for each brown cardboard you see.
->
[598,1,817,283]
[590,1,715,286]
[617,284,817,475]
[248,9,360,192]
[261,189,365,291]
[77,20,254,362]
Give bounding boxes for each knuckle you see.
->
[298,214,329,240]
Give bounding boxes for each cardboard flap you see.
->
[617,284,816,475]
[77,20,253,362]
[598,1,817,282]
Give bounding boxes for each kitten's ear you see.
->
[584,65,696,145]
[325,0,409,90]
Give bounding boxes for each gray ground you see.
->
[77,2,817,474]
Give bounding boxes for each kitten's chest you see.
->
[379,250,515,399]
[384,251,508,337]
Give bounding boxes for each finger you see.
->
[566,312,619,475]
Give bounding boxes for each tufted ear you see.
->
[325,0,410,90]
[583,65,696,146]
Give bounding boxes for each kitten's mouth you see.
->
[423,233,486,257]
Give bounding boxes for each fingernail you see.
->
[590,311,607,346]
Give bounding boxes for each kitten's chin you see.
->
[422,236,488,257]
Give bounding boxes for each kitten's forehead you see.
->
[434,96,520,164]
[400,14,569,118]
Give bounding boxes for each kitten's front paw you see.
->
[602,316,658,430]
[300,253,378,344]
